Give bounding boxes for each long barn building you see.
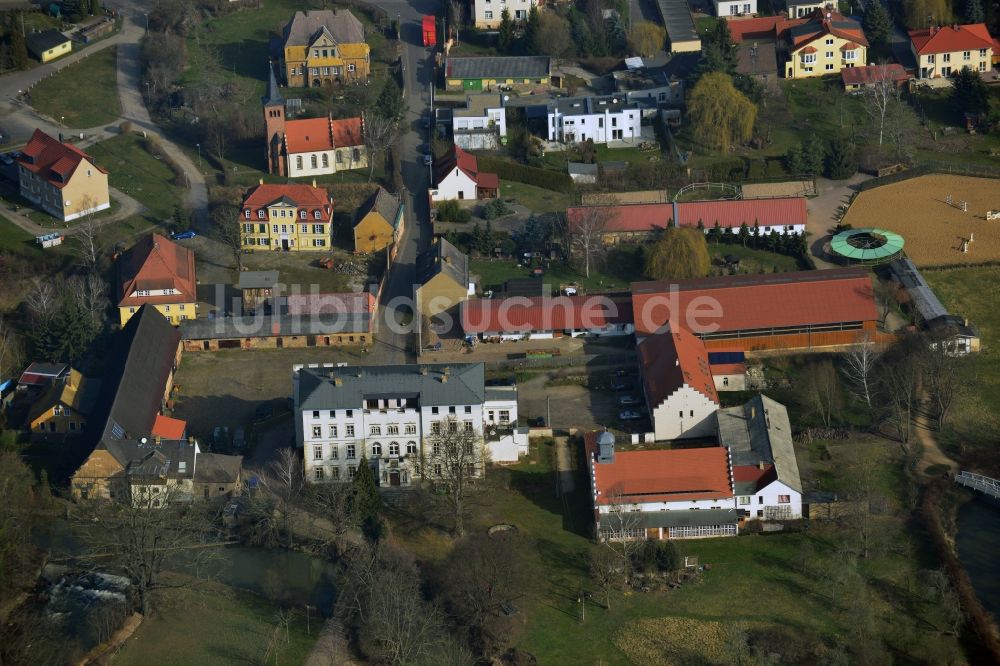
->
[630,268,879,353]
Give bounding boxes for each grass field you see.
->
[86,134,185,222]
[499,181,574,214]
[842,175,1000,266]
[29,47,121,128]
[114,577,318,665]
[924,266,1000,475]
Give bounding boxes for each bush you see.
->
[480,198,513,220]
[118,121,133,134]
[436,200,471,223]
[475,156,574,193]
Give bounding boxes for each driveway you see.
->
[0,185,144,236]
[805,173,871,269]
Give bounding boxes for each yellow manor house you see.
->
[240,181,335,251]
[282,9,370,87]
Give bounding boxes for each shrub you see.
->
[436,200,471,223]
[118,121,133,134]
[481,198,513,220]
[475,156,575,193]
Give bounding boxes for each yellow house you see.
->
[26,29,71,63]
[117,233,198,326]
[28,369,100,439]
[908,24,995,79]
[17,129,110,222]
[282,10,370,87]
[353,186,404,254]
[416,237,471,317]
[784,12,868,79]
[240,181,334,251]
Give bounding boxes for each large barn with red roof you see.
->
[461,294,634,340]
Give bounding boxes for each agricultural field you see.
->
[841,175,1000,267]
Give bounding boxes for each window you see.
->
[259,223,266,233]
[431,407,439,415]
[347,63,356,72]
[942,53,951,63]
[467,463,475,475]
[406,441,417,454]
[321,67,329,76]
[311,155,318,169]
[928,54,936,63]
[778,495,791,504]
[464,405,472,414]
[433,442,441,455]
[336,151,344,164]
[980,48,988,58]
[243,223,254,234]
[330,411,336,418]
[431,422,441,434]
[346,424,355,437]
[802,53,816,64]
[296,156,303,170]
[244,209,251,219]
[434,464,442,476]
[387,424,399,435]
[312,410,320,418]
[963,51,971,61]
[738,496,750,505]
[689,410,694,417]
[485,10,493,18]
[346,410,353,418]
[313,224,325,234]
[272,224,279,233]
[464,421,474,433]
[825,63,834,71]
[314,210,322,220]
[825,38,833,45]
[371,442,382,456]
[329,425,338,438]
[300,210,307,219]
[449,406,456,414]
[313,239,326,247]
[331,467,340,479]
[311,426,322,439]
[404,424,416,434]
[488,411,495,421]
[347,444,356,460]
[322,154,329,168]
[464,442,474,456]
[353,148,361,162]
[370,425,381,435]
[348,466,357,479]
[389,442,400,456]
[313,445,323,460]
[825,51,833,59]
[499,410,510,423]
[314,467,325,480]
[448,420,458,433]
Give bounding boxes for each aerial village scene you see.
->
[0,0,1000,663]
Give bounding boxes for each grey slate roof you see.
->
[632,508,738,529]
[112,438,198,481]
[417,237,469,288]
[447,56,551,80]
[284,10,365,47]
[567,162,599,176]
[237,270,280,291]
[263,62,284,107]
[298,363,485,411]
[180,313,371,340]
[717,395,801,493]
[889,257,947,323]
[547,94,639,116]
[354,187,403,230]
[194,452,243,484]
[90,306,181,449]
[26,29,69,57]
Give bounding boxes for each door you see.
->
[390,471,401,486]
[276,337,284,348]
[281,238,290,251]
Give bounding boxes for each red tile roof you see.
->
[16,129,106,190]
[733,464,777,492]
[788,13,868,51]
[151,414,187,440]
[841,63,909,86]
[434,145,499,191]
[284,117,334,153]
[631,268,877,336]
[909,23,994,55]
[728,15,802,43]
[638,326,719,408]
[566,197,808,234]
[331,117,364,147]
[709,362,746,376]
[117,234,197,308]
[799,45,817,54]
[242,182,333,223]
[285,292,375,315]
[585,434,733,504]
[461,295,633,334]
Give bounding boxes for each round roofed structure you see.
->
[829,227,905,265]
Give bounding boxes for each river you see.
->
[955,498,1000,621]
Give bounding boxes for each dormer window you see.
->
[314,210,321,219]
[257,210,265,219]
[300,210,307,219]
[245,209,251,219]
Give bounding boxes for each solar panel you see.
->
[111,422,125,440]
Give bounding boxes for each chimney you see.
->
[758,460,766,470]
[420,367,428,375]
[751,406,757,420]
[154,435,162,445]
[259,177,264,185]
[333,377,343,386]
[440,375,449,383]
[674,358,679,367]
[312,178,317,188]
[965,317,969,327]
[444,255,452,264]
[188,436,196,445]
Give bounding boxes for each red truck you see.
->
[422,15,436,47]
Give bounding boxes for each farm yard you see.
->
[841,175,1000,267]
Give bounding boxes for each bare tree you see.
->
[804,359,842,427]
[67,273,109,324]
[875,345,921,443]
[73,486,221,615]
[417,416,487,537]
[842,336,880,409]
[600,490,644,583]
[567,204,613,278]
[24,278,57,319]
[210,204,244,272]
[861,62,900,147]
[72,204,102,273]
[922,340,960,429]
[361,111,399,182]
[589,545,621,609]
[0,317,22,382]
[255,447,304,547]
[303,482,359,554]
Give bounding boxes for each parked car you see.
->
[171,229,197,240]
[529,416,546,427]
[618,395,639,406]
[611,382,632,391]
[619,410,641,421]
[254,402,274,422]
[423,153,433,166]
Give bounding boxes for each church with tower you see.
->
[263,64,367,179]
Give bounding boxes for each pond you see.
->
[955,499,1000,621]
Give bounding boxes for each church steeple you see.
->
[262,59,286,176]
[262,59,284,108]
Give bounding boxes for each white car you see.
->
[618,395,639,406]
[619,410,641,421]
[423,153,433,166]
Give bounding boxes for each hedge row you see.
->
[475,156,575,194]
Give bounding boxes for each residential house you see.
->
[26,29,71,63]
[237,270,280,314]
[117,233,198,326]
[429,145,499,202]
[657,0,701,52]
[784,10,867,79]
[530,94,641,145]
[718,395,803,521]
[293,363,527,485]
[27,369,100,439]
[263,66,367,177]
[452,94,508,150]
[240,181,334,251]
[416,237,472,318]
[715,0,756,17]
[473,0,541,28]
[16,129,110,222]
[566,197,808,245]
[637,326,720,441]
[908,23,994,79]
[585,431,738,541]
[841,63,909,91]
[181,291,375,352]
[72,305,183,500]
[786,0,824,18]
[630,268,879,352]
[281,10,370,87]
[353,187,404,254]
[444,56,551,92]
[737,41,779,81]
[461,295,635,340]
[612,66,685,109]
[16,362,69,394]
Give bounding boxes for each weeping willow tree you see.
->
[644,227,711,280]
[903,0,952,28]
[687,72,756,153]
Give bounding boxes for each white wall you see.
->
[287,148,364,178]
[738,479,802,520]
[453,107,507,137]
[430,167,478,202]
[701,224,805,236]
[596,496,731,514]
[715,0,756,16]
[713,372,746,391]
[474,0,538,28]
[549,107,642,144]
[648,385,718,440]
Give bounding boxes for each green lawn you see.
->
[0,215,41,254]
[86,134,185,221]
[924,266,1000,474]
[470,245,646,294]
[29,47,121,128]
[707,242,803,273]
[114,577,319,665]
[499,181,573,214]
